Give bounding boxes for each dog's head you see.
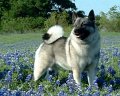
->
[72,10,96,40]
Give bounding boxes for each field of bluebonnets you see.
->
[0,31,120,96]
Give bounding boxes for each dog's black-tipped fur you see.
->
[42,33,51,40]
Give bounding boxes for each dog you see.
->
[33,10,100,87]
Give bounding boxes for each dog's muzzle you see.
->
[74,28,90,40]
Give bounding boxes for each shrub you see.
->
[44,11,69,29]
[1,17,45,33]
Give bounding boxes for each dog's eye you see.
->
[81,21,86,27]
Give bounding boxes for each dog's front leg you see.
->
[72,67,81,85]
[87,64,97,86]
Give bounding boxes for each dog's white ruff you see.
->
[44,25,64,44]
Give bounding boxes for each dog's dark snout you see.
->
[42,33,50,40]
[74,28,80,33]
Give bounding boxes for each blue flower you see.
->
[69,86,74,93]
[15,90,22,96]
[92,92,100,96]
[114,77,120,85]
[108,66,116,76]
[110,80,114,85]
[56,80,60,86]
[57,90,67,96]
[100,64,105,69]
[68,73,73,80]
[5,71,12,83]
[78,92,82,96]
[17,73,23,80]
[86,86,92,92]
[38,85,44,93]
[0,72,4,79]
[83,93,92,96]
[47,75,53,82]
[100,69,105,77]
[25,74,32,82]
[107,85,113,93]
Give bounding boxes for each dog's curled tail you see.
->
[42,25,64,44]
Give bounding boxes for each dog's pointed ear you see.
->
[88,10,95,21]
[72,12,77,24]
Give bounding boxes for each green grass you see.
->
[0,32,43,44]
[0,30,120,44]
[100,31,120,37]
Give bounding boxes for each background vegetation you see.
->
[0,0,119,34]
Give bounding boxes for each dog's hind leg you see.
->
[34,59,50,81]
[33,51,54,81]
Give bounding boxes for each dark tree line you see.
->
[0,0,76,18]
[0,0,77,33]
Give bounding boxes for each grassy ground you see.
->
[0,33,42,44]
[0,31,119,43]
[0,31,120,95]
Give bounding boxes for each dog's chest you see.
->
[71,40,97,64]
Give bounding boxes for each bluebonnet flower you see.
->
[93,81,99,89]
[86,86,92,92]
[15,90,22,96]
[108,66,116,76]
[61,83,67,87]
[68,73,73,80]
[26,89,34,96]
[113,48,118,56]
[38,84,44,93]
[25,74,32,82]
[114,77,120,85]
[78,92,82,96]
[110,80,115,85]
[83,93,92,96]
[57,90,67,96]
[96,77,105,87]
[5,71,12,83]
[103,82,107,88]
[6,61,12,65]
[11,65,15,72]
[69,86,74,93]
[107,85,113,93]
[17,73,23,80]
[56,80,60,86]
[0,72,4,79]
[0,87,7,95]
[100,64,105,69]
[47,75,53,82]
[100,68,105,77]
[92,91,100,96]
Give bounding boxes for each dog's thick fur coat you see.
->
[34,10,100,86]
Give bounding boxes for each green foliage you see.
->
[7,0,51,18]
[1,17,45,33]
[99,5,120,32]
[44,11,69,28]
[0,0,76,33]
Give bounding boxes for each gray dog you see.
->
[34,10,100,87]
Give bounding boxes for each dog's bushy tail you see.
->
[42,25,64,44]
